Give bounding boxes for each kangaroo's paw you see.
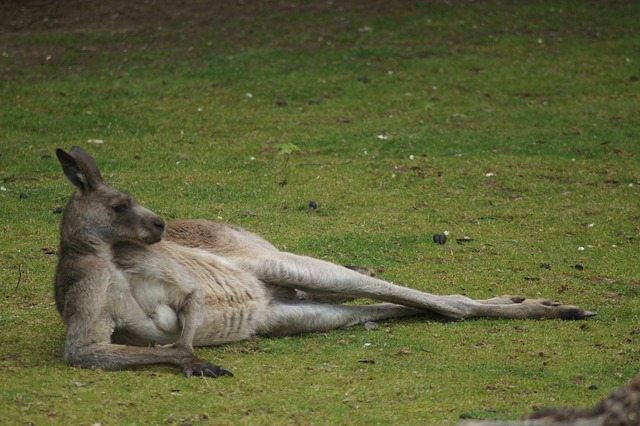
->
[478,295,596,319]
[519,297,597,319]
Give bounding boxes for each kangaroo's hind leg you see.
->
[257,301,424,337]
[252,252,596,320]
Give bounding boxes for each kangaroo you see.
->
[54,146,595,378]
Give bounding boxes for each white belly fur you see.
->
[113,241,270,346]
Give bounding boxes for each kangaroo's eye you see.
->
[113,203,128,213]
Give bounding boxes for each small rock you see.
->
[19,193,28,199]
[433,234,447,244]
[364,321,378,330]
[574,264,585,270]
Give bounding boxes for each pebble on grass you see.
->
[433,234,447,244]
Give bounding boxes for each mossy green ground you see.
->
[1,1,638,424]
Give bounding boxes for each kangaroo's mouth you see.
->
[140,219,165,244]
[143,234,163,244]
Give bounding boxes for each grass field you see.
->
[1,1,639,424]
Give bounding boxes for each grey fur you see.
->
[54,147,595,378]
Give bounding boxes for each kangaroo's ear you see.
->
[56,147,104,193]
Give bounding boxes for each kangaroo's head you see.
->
[56,147,165,247]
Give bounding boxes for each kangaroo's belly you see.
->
[111,242,271,346]
[169,243,271,345]
[113,294,269,347]
[194,297,269,345]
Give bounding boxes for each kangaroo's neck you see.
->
[111,240,158,270]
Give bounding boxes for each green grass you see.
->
[1,1,639,424]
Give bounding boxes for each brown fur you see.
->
[54,147,595,377]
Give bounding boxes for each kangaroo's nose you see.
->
[154,220,165,231]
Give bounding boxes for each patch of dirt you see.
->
[0,0,397,78]
[0,0,396,35]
